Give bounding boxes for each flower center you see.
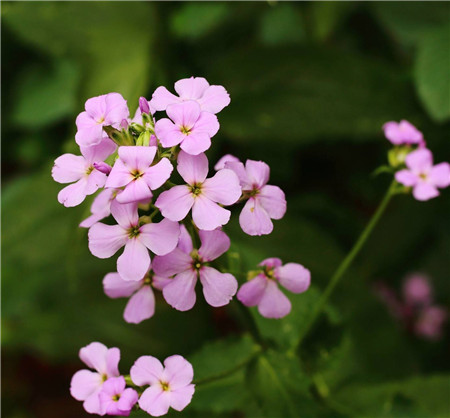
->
[97,116,105,124]
[160,381,170,391]
[143,272,153,286]
[181,125,192,135]
[419,173,428,181]
[128,226,141,238]
[190,184,202,196]
[191,251,204,271]
[132,170,144,180]
[263,266,276,280]
[112,394,121,402]
[86,166,94,175]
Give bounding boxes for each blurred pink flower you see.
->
[99,376,138,416]
[383,120,424,146]
[402,274,433,307]
[414,306,447,341]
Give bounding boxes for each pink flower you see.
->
[155,151,241,231]
[414,306,447,340]
[402,274,433,307]
[153,225,238,311]
[225,159,286,236]
[103,270,171,324]
[214,154,240,171]
[130,355,195,417]
[151,76,230,114]
[154,101,219,155]
[98,376,138,416]
[395,148,450,201]
[52,138,116,207]
[383,120,424,146]
[105,146,173,204]
[70,342,121,415]
[88,200,180,281]
[237,258,310,319]
[80,189,116,228]
[76,93,129,147]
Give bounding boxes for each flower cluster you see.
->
[383,120,450,201]
[70,342,194,416]
[53,77,311,415]
[375,274,447,341]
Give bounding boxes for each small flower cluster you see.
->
[53,77,311,415]
[71,342,194,417]
[375,274,448,340]
[383,120,450,201]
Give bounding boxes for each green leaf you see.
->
[414,24,450,122]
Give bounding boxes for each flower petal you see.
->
[167,101,201,128]
[163,355,194,390]
[412,183,439,201]
[131,355,164,386]
[202,169,241,205]
[110,200,139,228]
[116,178,152,204]
[198,84,230,113]
[140,219,180,255]
[152,249,193,277]
[170,385,196,412]
[258,185,286,220]
[70,370,102,401]
[259,258,283,268]
[151,86,181,111]
[57,179,89,207]
[245,160,270,188]
[144,158,173,190]
[81,137,116,163]
[163,270,198,311]
[192,195,231,231]
[175,77,209,100]
[155,118,185,148]
[405,148,433,173]
[258,281,291,319]
[79,342,108,374]
[237,275,267,307]
[180,131,212,155]
[155,186,195,222]
[105,347,120,377]
[177,224,194,255]
[177,151,209,185]
[117,388,139,413]
[199,267,237,307]
[225,161,251,189]
[118,146,157,171]
[103,272,142,298]
[104,92,129,124]
[83,388,103,415]
[429,162,450,188]
[276,263,311,294]
[52,154,86,183]
[192,111,219,137]
[106,158,133,188]
[395,169,419,187]
[124,285,155,324]
[139,386,171,417]
[198,229,230,261]
[88,223,127,258]
[239,198,273,236]
[117,239,150,282]
[214,154,240,171]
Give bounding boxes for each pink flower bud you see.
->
[120,118,129,130]
[93,161,112,175]
[139,96,150,114]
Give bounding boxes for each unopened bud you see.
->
[93,162,112,175]
[120,119,129,130]
[139,97,150,114]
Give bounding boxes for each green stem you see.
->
[296,180,397,349]
[236,300,265,347]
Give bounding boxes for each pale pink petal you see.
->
[85,95,106,119]
[214,154,240,171]
[405,148,433,172]
[116,178,152,204]
[70,370,102,401]
[192,111,219,136]
[81,137,116,163]
[225,161,251,189]
[395,169,419,187]
[199,267,237,307]
[237,275,268,307]
[117,388,139,413]
[276,263,311,293]
[105,347,120,377]
[90,188,115,214]
[117,239,150,281]
[258,185,286,220]
[85,170,107,195]
[140,219,180,255]
[170,385,195,411]
[139,386,171,417]
[57,179,89,207]
[163,355,194,390]
[258,281,291,319]
[153,249,192,277]
[83,388,103,415]
[259,258,283,268]
[104,92,129,124]
[75,113,104,147]
[167,101,201,128]
[131,355,164,386]
[103,272,142,298]
[177,224,194,254]
[429,162,450,188]
[412,183,439,201]
[118,146,157,171]
[163,270,198,311]
[79,209,111,228]
[151,86,181,111]
[177,151,209,185]
[239,198,273,236]
[79,342,108,374]
[76,110,98,128]
[154,118,185,148]
[202,169,241,205]
[124,285,155,323]
[52,154,86,183]
[175,77,209,99]
[144,158,173,190]
[110,200,139,228]
[192,195,231,231]
[152,275,173,290]
[245,160,270,188]
[180,131,212,155]
[198,229,230,261]
[106,159,134,188]
[155,186,195,222]
[198,85,230,114]
[88,223,128,258]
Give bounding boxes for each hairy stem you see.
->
[296,180,397,349]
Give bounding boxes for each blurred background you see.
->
[2,2,449,417]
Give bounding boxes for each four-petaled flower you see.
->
[225,158,287,236]
[76,93,129,147]
[237,258,310,318]
[383,120,425,146]
[153,225,238,311]
[151,76,230,114]
[88,200,180,281]
[154,101,219,155]
[131,355,195,417]
[106,146,173,204]
[70,342,121,415]
[98,376,138,416]
[156,151,241,231]
[395,148,450,201]
[52,138,116,207]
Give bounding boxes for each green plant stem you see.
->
[296,180,397,349]
[236,300,266,347]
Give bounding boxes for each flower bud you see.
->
[139,97,150,114]
[120,119,129,130]
[93,162,112,175]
